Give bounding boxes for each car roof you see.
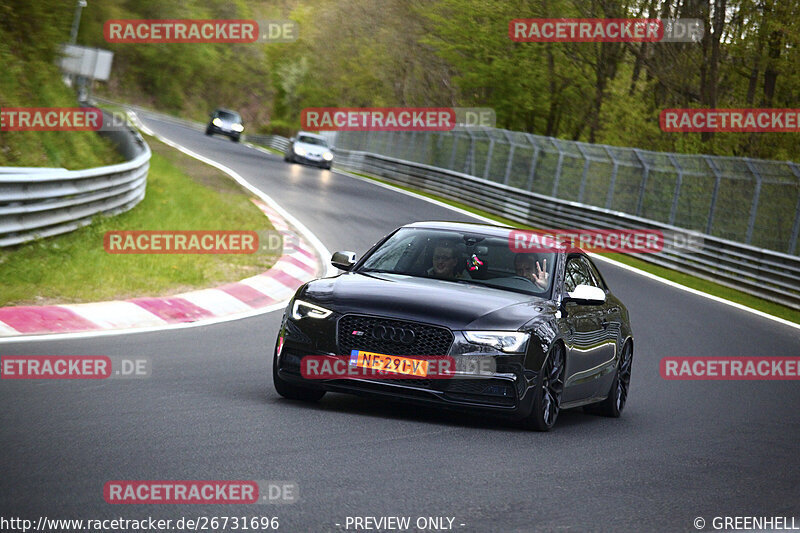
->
[296,131,326,139]
[401,221,587,255]
[403,220,516,238]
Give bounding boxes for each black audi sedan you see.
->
[273,221,633,431]
[205,108,244,142]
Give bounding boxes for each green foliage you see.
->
[7,0,797,161]
[256,118,298,137]
[0,0,121,168]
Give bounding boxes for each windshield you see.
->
[297,135,328,146]
[358,228,555,296]
[216,111,240,122]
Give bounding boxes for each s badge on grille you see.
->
[351,330,365,336]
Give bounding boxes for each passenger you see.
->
[514,254,549,290]
[427,241,467,280]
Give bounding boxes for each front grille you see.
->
[337,315,453,357]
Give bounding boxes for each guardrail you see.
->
[0,109,150,247]
[243,133,289,153]
[334,150,800,310]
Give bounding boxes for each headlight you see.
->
[212,118,222,126]
[294,145,307,156]
[464,331,529,353]
[231,123,244,132]
[291,299,332,320]
[322,151,333,161]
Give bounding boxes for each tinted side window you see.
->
[564,258,592,292]
[582,257,607,290]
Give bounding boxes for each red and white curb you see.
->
[0,200,320,338]
[0,113,335,340]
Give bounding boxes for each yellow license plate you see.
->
[349,350,429,377]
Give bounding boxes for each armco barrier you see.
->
[243,133,289,153]
[0,109,150,247]
[334,150,800,310]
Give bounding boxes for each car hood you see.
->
[215,117,240,129]
[295,141,330,155]
[300,272,551,330]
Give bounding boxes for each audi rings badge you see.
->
[371,325,416,345]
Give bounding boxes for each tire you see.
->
[324,164,332,170]
[205,128,212,136]
[584,341,632,418]
[521,343,565,431]
[272,344,325,402]
[231,136,239,143]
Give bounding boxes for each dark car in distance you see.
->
[273,221,634,431]
[205,108,244,142]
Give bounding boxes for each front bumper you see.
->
[292,153,332,167]
[207,124,241,139]
[275,319,538,420]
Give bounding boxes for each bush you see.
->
[255,119,299,138]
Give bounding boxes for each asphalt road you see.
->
[1,114,799,533]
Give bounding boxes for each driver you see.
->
[427,240,467,280]
[513,253,549,290]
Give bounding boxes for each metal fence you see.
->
[333,129,800,256]
[333,150,800,310]
[0,110,150,247]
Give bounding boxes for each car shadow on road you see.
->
[256,385,606,433]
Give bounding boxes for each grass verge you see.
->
[0,137,278,307]
[344,171,800,325]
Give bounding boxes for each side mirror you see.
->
[289,137,295,143]
[564,284,606,305]
[329,146,336,152]
[331,251,356,271]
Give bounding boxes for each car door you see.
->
[583,255,623,394]
[561,255,612,402]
